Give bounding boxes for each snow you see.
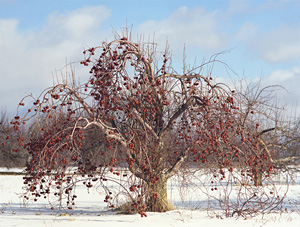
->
[0,168,299,227]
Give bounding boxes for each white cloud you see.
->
[263,67,300,113]
[254,25,300,64]
[256,0,298,12]
[38,6,111,46]
[267,67,300,82]
[235,22,258,43]
[0,6,111,114]
[225,0,250,17]
[0,19,27,51]
[235,23,300,64]
[137,6,227,53]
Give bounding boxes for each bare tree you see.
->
[0,109,28,167]
[3,35,281,216]
[233,80,300,169]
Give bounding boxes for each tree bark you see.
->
[146,173,174,212]
[254,172,263,186]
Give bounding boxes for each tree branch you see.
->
[164,147,190,179]
[132,108,159,140]
[63,85,93,117]
[159,96,206,138]
[257,137,274,163]
[273,156,300,164]
[81,118,145,179]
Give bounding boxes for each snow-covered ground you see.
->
[0,168,299,227]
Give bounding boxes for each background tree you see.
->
[0,109,28,167]
[233,80,300,171]
[3,34,281,216]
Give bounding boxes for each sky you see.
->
[0,0,300,117]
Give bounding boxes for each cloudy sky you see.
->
[0,0,299,116]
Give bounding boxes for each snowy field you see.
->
[0,167,299,227]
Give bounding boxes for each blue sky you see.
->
[0,0,300,115]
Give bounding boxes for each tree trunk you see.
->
[254,172,263,186]
[146,174,174,212]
